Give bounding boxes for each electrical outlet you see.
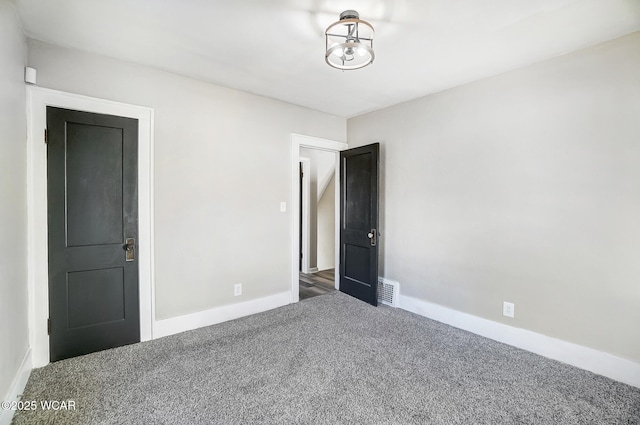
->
[503,301,515,318]
[234,283,242,296]
[280,202,287,212]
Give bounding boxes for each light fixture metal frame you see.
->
[325,11,375,70]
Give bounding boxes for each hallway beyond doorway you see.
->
[299,269,335,300]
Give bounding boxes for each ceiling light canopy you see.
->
[325,10,375,70]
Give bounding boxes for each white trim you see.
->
[154,292,291,338]
[299,158,311,274]
[0,349,32,425]
[399,294,640,389]
[293,134,348,152]
[309,267,319,273]
[290,134,347,302]
[26,86,155,367]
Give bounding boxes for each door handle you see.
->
[123,238,135,262]
[367,229,377,247]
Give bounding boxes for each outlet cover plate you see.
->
[234,283,242,296]
[503,301,515,318]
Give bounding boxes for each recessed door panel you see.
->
[66,123,124,247]
[344,245,371,286]
[67,268,125,329]
[344,152,372,232]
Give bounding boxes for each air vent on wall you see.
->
[378,278,399,307]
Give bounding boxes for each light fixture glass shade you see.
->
[325,10,374,70]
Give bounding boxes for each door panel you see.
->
[344,153,372,231]
[339,143,379,306]
[66,268,125,329]
[65,123,124,246]
[47,107,140,362]
[344,245,371,284]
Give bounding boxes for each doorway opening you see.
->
[290,134,347,303]
[299,148,337,300]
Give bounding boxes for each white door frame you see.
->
[26,86,155,367]
[290,134,347,303]
[299,157,311,274]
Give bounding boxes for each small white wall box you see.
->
[25,67,37,85]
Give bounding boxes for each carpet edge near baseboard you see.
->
[153,291,292,339]
[398,294,640,389]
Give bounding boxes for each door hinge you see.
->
[47,318,51,335]
[44,129,48,144]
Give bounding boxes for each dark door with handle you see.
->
[47,107,140,362]
[339,143,379,306]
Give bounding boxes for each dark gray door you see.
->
[339,143,379,306]
[47,107,140,362]
[299,162,304,271]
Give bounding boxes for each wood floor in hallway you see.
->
[299,269,335,300]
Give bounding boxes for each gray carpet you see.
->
[13,292,640,424]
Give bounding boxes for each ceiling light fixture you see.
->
[325,10,374,70]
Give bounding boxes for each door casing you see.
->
[27,87,155,367]
[290,134,347,303]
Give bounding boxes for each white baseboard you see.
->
[309,267,319,273]
[153,291,291,339]
[0,349,32,425]
[399,294,640,389]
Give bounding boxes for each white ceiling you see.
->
[14,0,640,117]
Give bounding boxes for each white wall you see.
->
[0,0,29,404]
[316,174,335,271]
[348,31,640,364]
[27,39,346,320]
